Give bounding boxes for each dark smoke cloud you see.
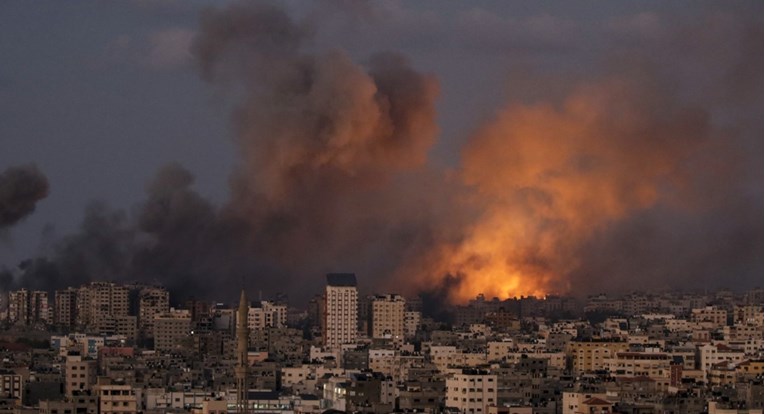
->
[0,201,132,292]
[3,2,761,306]
[191,1,443,295]
[4,2,444,302]
[0,165,49,230]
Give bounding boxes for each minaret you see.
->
[235,289,249,414]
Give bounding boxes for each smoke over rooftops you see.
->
[0,165,49,230]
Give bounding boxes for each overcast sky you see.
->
[0,1,761,301]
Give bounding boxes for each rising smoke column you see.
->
[2,2,445,301]
[192,2,443,294]
[0,165,49,230]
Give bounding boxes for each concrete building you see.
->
[370,294,406,346]
[96,383,137,414]
[0,370,23,401]
[323,273,358,350]
[692,306,728,327]
[54,288,78,328]
[154,312,192,352]
[404,311,421,339]
[8,289,49,326]
[246,301,287,331]
[39,393,98,414]
[80,282,129,334]
[445,369,498,414]
[112,315,137,343]
[699,343,747,378]
[566,340,629,374]
[76,286,92,327]
[138,287,169,341]
[604,351,671,389]
[369,349,397,377]
[561,391,609,414]
[65,354,97,396]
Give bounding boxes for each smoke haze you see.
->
[0,165,49,231]
[1,1,761,305]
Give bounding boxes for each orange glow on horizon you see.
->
[401,78,694,304]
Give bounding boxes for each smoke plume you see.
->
[0,165,49,230]
[192,2,444,295]
[3,2,446,302]
[403,73,760,301]
[2,2,761,305]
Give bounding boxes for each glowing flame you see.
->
[403,78,699,303]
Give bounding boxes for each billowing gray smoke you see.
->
[0,165,49,230]
[1,2,762,305]
[1,2,447,302]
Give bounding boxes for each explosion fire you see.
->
[0,2,760,305]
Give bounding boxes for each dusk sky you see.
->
[0,1,762,303]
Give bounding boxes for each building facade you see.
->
[370,294,406,345]
[323,273,358,350]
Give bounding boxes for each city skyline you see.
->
[0,1,762,304]
[0,275,762,412]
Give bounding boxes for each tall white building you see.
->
[323,273,358,349]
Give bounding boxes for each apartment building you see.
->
[370,294,406,345]
[445,369,498,414]
[323,273,358,349]
[154,311,192,352]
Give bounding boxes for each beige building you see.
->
[65,354,97,396]
[154,311,192,351]
[487,341,515,362]
[430,345,458,371]
[0,370,22,400]
[369,349,397,376]
[371,294,406,345]
[96,383,138,414]
[445,369,498,414]
[566,340,629,374]
[323,273,358,349]
[604,351,671,389]
[692,306,728,327]
[734,305,763,325]
[699,343,746,378]
[246,301,287,331]
[562,391,610,414]
[194,398,228,414]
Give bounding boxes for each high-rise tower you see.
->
[323,273,358,349]
[235,289,249,413]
